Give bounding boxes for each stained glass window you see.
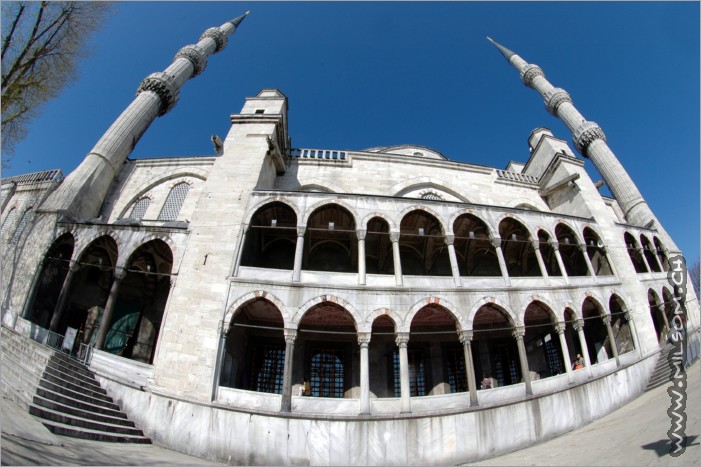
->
[158,182,189,221]
[10,208,32,244]
[129,197,151,220]
[0,208,17,238]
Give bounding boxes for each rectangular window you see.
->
[393,348,426,397]
[250,343,285,394]
[446,345,467,393]
[309,348,345,398]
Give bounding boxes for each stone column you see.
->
[637,246,652,274]
[513,327,532,395]
[390,231,403,286]
[395,332,411,413]
[95,267,127,350]
[492,237,511,286]
[531,239,550,284]
[579,244,598,282]
[459,331,478,406]
[602,315,620,367]
[357,229,367,286]
[233,223,248,277]
[21,257,48,321]
[551,242,570,284]
[601,246,618,277]
[49,261,80,332]
[555,322,573,382]
[445,235,462,287]
[358,332,371,414]
[648,244,664,272]
[211,327,228,401]
[292,226,305,282]
[624,310,641,355]
[573,319,593,376]
[280,329,297,412]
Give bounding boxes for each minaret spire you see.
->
[487,37,663,233]
[44,12,250,217]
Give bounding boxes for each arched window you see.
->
[129,197,151,220]
[158,182,190,221]
[623,232,648,273]
[10,207,33,244]
[0,208,17,238]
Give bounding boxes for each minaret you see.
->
[43,12,250,218]
[486,37,659,231]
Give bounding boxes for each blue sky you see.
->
[3,1,699,263]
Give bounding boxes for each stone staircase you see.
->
[645,342,675,392]
[1,325,150,443]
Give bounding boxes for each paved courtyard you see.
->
[2,361,699,466]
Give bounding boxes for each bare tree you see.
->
[1,1,111,164]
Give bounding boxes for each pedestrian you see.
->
[481,375,492,389]
[572,354,584,370]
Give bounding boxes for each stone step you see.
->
[34,385,125,417]
[50,352,97,379]
[32,393,132,426]
[43,362,106,394]
[41,368,109,400]
[37,380,121,411]
[38,418,151,444]
[29,404,144,436]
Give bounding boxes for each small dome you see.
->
[362,145,447,160]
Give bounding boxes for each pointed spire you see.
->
[486,36,516,61]
[229,11,250,28]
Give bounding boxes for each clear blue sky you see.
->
[3,1,699,263]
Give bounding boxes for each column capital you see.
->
[512,327,525,340]
[358,332,371,347]
[530,239,540,249]
[602,314,612,326]
[395,332,410,347]
[356,229,367,241]
[490,236,502,249]
[296,226,306,237]
[389,231,401,243]
[573,319,585,332]
[623,311,632,322]
[459,330,474,344]
[554,321,566,335]
[284,328,297,343]
[114,267,127,280]
[444,234,455,246]
[550,241,559,251]
[68,260,81,272]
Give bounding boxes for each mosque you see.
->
[1,12,699,465]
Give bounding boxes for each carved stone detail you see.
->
[521,64,544,88]
[512,327,525,339]
[459,330,474,344]
[200,27,228,52]
[395,332,410,347]
[573,121,606,155]
[490,237,502,249]
[284,329,297,344]
[358,332,371,346]
[175,45,208,76]
[136,72,180,116]
[573,319,584,332]
[544,88,572,116]
[602,315,612,326]
[554,321,566,335]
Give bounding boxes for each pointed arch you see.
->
[292,295,361,330]
[400,297,464,333]
[224,290,290,331]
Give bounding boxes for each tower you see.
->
[42,12,250,218]
[487,37,675,248]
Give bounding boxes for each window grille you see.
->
[446,345,467,393]
[129,197,151,220]
[0,208,17,238]
[421,193,442,201]
[309,349,344,398]
[10,208,32,244]
[393,348,426,396]
[250,343,285,394]
[158,182,189,221]
[544,337,563,376]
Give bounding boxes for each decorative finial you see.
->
[486,36,516,61]
[230,11,249,28]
